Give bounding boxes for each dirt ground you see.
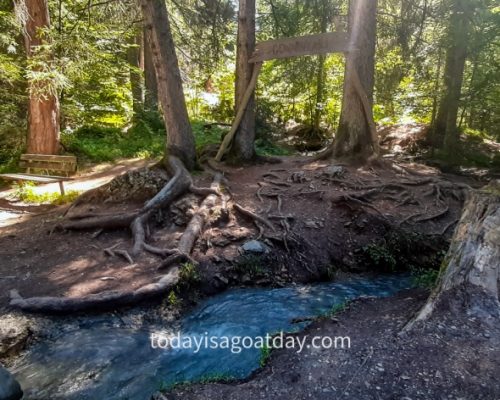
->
[166,289,500,400]
[0,149,498,399]
[0,156,483,311]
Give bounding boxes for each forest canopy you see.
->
[0,0,499,168]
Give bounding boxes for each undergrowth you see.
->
[163,373,235,392]
[361,230,447,273]
[61,112,291,164]
[411,267,440,289]
[259,343,272,367]
[12,182,81,205]
[61,114,165,163]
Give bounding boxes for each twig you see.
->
[233,203,276,232]
[337,346,374,399]
[114,250,134,265]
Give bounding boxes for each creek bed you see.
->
[12,274,413,399]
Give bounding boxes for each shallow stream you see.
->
[12,275,413,399]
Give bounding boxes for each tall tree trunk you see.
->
[143,26,158,111]
[313,54,326,130]
[404,184,500,331]
[313,0,329,131]
[22,0,60,155]
[334,0,379,162]
[431,0,472,153]
[127,31,144,115]
[140,0,196,169]
[228,0,257,163]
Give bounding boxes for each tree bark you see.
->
[313,0,329,131]
[140,0,196,169]
[431,0,472,153]
[127,31,144,115]
[22,0,60,155]
[334,0,379,163]
[227,0,257,163]
[143,26,158,111]
[404,184,500,330]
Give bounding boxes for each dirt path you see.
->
[0,158,153,228]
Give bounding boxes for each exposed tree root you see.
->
[9,267,180,313]
[233,203,276,232]
[9,158,226,314]
[157,173,224,271]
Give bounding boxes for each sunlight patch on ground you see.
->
[0,210,29,227]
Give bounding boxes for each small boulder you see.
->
[241,240,269,254]
[0,365,22,400]
[321,165,345,179]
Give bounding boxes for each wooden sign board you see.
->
[249,32,350,63]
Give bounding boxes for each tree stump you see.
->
[405,183,500,330]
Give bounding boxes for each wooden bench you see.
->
[0,154,77,195]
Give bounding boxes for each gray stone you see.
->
[241,240,269,254]
[0,365,22,400]
[322,165,345,178]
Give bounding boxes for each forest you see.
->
[0,0,499,399]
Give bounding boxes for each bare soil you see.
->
[0,156,481,311]
[167,289,500,400]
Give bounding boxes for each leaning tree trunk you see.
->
[21,0,60,155]
[227,0,257,163]
[140,0,196,170]
[405,184,500,330]
[334,0,379,163]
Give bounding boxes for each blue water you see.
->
[12,275,412,399]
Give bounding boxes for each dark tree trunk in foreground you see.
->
[143,27,158,111]
[22,0,60,155]
[430,0,471,153]
[228,0,257,163]
[140,0,196,169]
[334,0,379,163]
[127,32,144,115]
[405,184,500,330]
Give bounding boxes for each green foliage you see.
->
[12,181,81,205]
[179,262,201,287]
[318,301,349,319]
[167,290,181,307]
[330,301,348,316]
[363,243,398,271]
[411,267,440,289]
[233,255,266,278]
[62,120,164,163]
[255,138,293,157]
[164,372,235,392]
[197,373,235,384]
[0,0,499,169]
[192,121,227,151]
[259,343,272,368]
[362,230,447,272]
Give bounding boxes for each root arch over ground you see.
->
[10,157,225,313]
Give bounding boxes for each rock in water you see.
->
[0,365,22,400]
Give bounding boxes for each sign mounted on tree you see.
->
[216,30,352,162]
[249,32,350,63]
